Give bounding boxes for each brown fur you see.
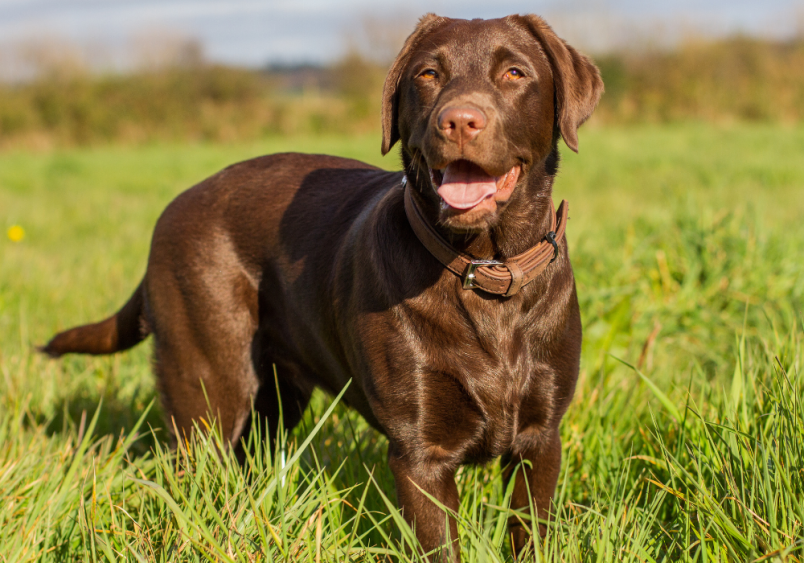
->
[43,14,602,561]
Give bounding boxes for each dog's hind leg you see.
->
[239,341,314,461]
[146,257,262,455]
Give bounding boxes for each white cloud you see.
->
[0,0,798,67]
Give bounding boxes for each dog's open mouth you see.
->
[429,160,520,211]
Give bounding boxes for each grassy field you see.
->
[1,123,803,561]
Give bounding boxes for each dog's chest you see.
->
[390,296,554,460]
[455,306,544,456]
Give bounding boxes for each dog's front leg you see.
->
[505,426,562,553]
[388,444,461,562]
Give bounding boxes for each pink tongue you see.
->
[437,161,497,210]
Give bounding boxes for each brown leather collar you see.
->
[403,178,568,297]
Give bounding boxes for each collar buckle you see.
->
[463,259,503,289]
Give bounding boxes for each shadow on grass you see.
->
[295,397,396,491]
[33,347,398,505]
[43,391,167,458]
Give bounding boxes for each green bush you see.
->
[0,35,802,148]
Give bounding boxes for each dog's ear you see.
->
[381,13,449,155]
[515,15,604,153]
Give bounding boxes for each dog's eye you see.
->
[419,69,438,81]
[504,68,524,81]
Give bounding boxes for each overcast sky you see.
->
[1,0,802,68]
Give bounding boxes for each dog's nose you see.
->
[438,106,486,146]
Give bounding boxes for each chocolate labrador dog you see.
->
[43,13,602,560]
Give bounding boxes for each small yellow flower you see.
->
[7,225,25,242]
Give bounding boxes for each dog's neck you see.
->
[404,148,560,261]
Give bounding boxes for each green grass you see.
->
[1,123,803,561]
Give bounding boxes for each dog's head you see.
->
[382,14,603,232]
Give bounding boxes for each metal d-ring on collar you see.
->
[401,175,570,296]
[545,230,559,263]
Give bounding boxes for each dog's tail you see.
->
[40,281,150,358]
